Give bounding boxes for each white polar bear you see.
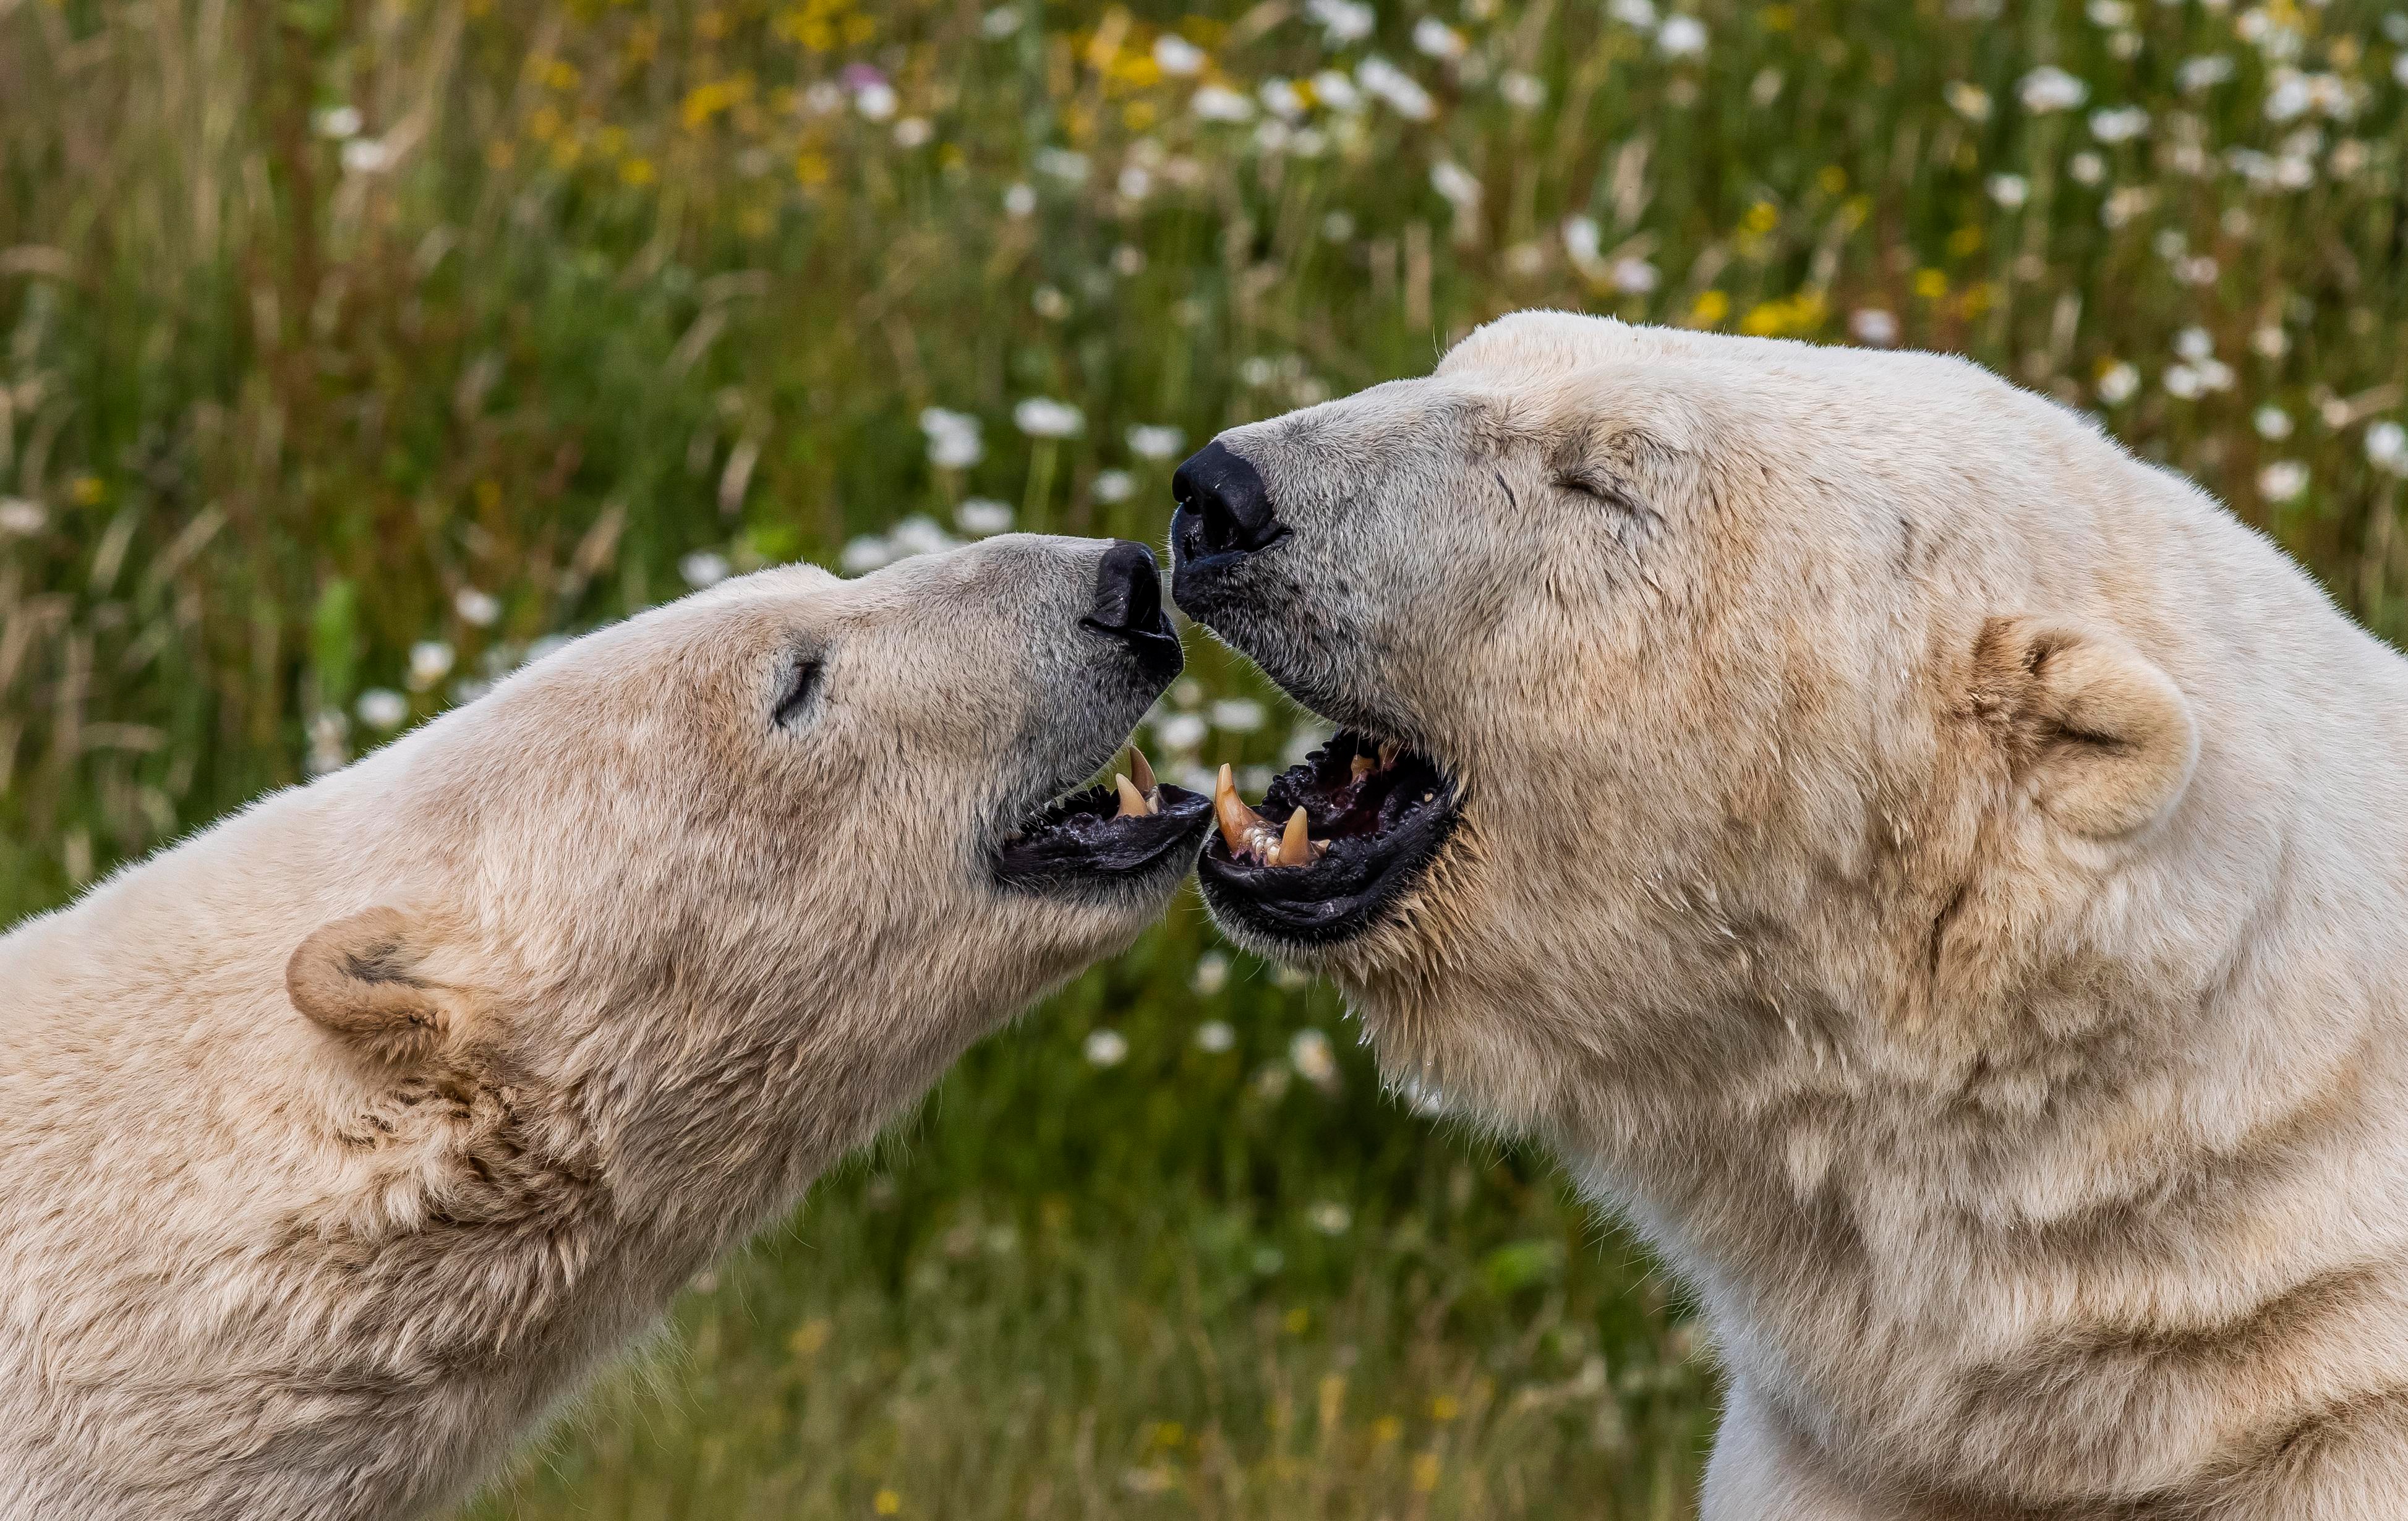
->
[1170,313,2408,1519]
[0,535,1210,1521]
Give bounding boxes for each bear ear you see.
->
[1966,616,2198,838]
[287,906,466,1067]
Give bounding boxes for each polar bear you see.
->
[1168,313,2408,1519]
[0,535,1210,1521]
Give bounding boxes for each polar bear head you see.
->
[1169,313,2218,1134]
[280,534,1207,1210]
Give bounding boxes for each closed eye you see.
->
[773,657,824,729]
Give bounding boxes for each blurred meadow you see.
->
[5,0,2408,1514]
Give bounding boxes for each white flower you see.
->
[1412,17,1467,59]
[2252,325,2291,360]
[1192,952,1231,997]
[893,117,933,149]
[1014,397,1083,438]
[1986,173,2030,209]
[1127,424,1186,460]
[454,587,501,627]
[1561,214,1603,268]
[888,514,959,558]
[305,709,349,778]
[1307,1201,1352,1235]
[1657,15,1708,56]
[1002,182,1037,216]
[1153,711,1209,751]
[1430,160,1482,211]
[956,498,1014,535]
[1117,164,1152,200]
[1305,0,1376,45]
[1191,84,1255,122]
[2177,54,2235,93]
[2017,66,2088,114]
[1608,0,1659,30]
[2257,461,2308,502]
[803,82,845,115]
[1355,57,1435,120]
[0,498,44,535]
[1035,147,1089,184]
[1310,69,1362,112]
[339,137,392,174]
[1498,70,1547,109]
[2164,364,2203,400]
[679,550,731,589]
[1610,257,1660,294]
[2090,105,2150,142]
[2368,421,2408,475]
[2069,150,2107,185]
[407,639,456,690]
[2396,53,2408,88]
[1083,1029,1129,1068]
[314,105,362,139]
[2096,362,2140,404]
[355,688,408,731]
[1850,308,1900,347]
[1093,469,1136,504]
[2255,405,2294,440]
[1290,1028,1341,1091]
[919,406,985,469]
[1944,82,1992,121]
[2266,70,2313,122]
[2174,326,2214,362]
[2175,255,2218,287]
[1194,1019,1236,1052]
[839,535,894,573]
[1211,697,1266,733]
[980,5,1023,38]
[854,81,898,121]
[2085,0,2128,24]
[1321,210,1356,241]
[1153,34,1206,77]
[449,676,490,705]
[1260,77,1306,121]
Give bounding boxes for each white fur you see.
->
[1184,315,2408,1519]
[0,536,1187,1520]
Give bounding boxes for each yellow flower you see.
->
[795,150,831,187]
[1283,1306,1310,1334]
[620,156,656,187]
[1816,165,1847,195]
[1945,225,1983,258]
[1372,1416,1403,1443]
[788,1317,832,1355]
[1742,201,1778,236]
[1760,2,1796,28]
[541,58,580,92]
[1122,100,1158,131]
[69,475,104,506]
[872,1489,900,1516]
[1689,290,1731,327]
[1913,268,1948,300]
[1411,1453,1441,1492]
[1429,1394,1460,1421]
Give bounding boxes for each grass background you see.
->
[4,0,2406,1514]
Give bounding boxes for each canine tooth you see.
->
[1351,755,1375,782]
[1276,807,1313,866]
[1215,764,1270,857]
[1114,773,1148,818]
[1129,746,1157,796]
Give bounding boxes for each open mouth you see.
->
[1195,731,1461,945]
[994,746,1212,893]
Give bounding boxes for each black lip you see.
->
[994,784,1212,894]
[1195,734,1461,946]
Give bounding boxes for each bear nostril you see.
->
[1087,540,1164,634]
[1171,441,1283,562]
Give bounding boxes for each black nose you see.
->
[1087,540,1165,635]
[1171,441,1286,566]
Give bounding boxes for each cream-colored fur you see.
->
[1179,313,2408,1519]
[0,535,1192,1520]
